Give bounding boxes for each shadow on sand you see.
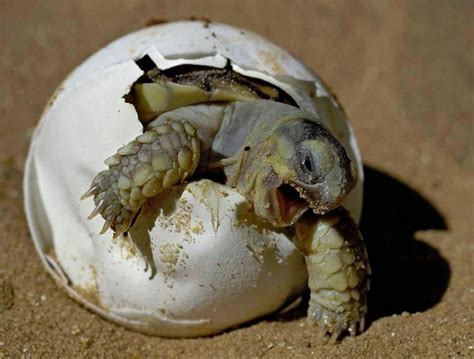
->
[360,166,450,324]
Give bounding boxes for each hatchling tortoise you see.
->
[82,63,370,340]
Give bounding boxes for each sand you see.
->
[0,0,472,357]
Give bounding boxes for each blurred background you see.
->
[0,1,472,357]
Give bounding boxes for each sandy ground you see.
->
[0,0,473,357]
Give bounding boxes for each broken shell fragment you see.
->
[23,21,363,337]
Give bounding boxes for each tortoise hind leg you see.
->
[82,120,200,237]
[294,209,370,342]
[133,74,260,123]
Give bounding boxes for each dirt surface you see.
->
[0,0,473,357]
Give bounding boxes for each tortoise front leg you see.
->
[82,120,200,237]
[294,209,370,341]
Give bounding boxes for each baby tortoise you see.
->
[82,64,370,341]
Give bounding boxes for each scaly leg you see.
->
[82,120,200,237]
[294,208,370,341]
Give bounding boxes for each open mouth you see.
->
[274,183,310,226]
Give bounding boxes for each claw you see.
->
[349,322,357,337]
[100,214,115,234]
[88,200,106,220]
[329,329,342,344]
[81,185,100,200]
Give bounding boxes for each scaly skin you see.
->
[295,209,370,341]
[82,120,199,237]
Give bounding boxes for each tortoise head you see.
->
[246,117,357,227]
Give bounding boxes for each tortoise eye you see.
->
[301,154,322,184]
[302,156,314,173]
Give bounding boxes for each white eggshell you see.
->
[23,21,363,337]
[94,180,307,336]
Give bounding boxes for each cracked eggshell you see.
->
[24,62,307,337]
[23,21,363,337]
[61,21,363,219]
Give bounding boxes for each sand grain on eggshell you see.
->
[0,1,473,357]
